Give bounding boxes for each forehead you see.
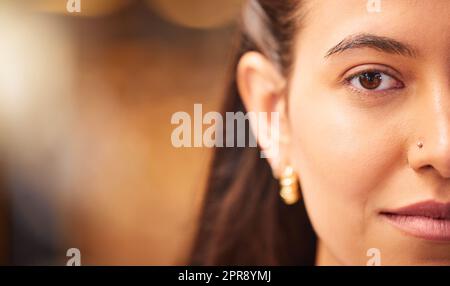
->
[298,0,450,58]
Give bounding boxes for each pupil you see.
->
[359,72,382,89]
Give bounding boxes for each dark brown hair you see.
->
[190,0,316,266]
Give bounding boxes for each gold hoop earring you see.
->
[279,166,300,205]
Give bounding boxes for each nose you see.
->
[408,83,450,179]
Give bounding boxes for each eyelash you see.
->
[343,68,405,96]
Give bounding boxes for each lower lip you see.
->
[381,213,450,242]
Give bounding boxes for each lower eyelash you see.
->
[343,80,406,107]
[345,82,390,96]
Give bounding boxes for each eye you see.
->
[347,71,404,92]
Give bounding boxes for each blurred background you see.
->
[0,0,243,265]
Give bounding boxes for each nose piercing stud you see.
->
[417,141,424,149]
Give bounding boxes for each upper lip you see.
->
[381,201,450,220]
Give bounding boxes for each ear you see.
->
[237,51,290,177]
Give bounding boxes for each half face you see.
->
[288,0,450,265]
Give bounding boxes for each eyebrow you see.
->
[325,33,417,58]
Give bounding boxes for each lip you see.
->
[380,201,450,242]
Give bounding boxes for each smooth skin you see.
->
[237,0,450,265]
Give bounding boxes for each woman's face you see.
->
[238,0,450,265]
[288,0,450,265]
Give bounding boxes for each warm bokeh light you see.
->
[0,3,75,150]
[0,0,240,266]
[25,0,132,17]
[148,0,243,29]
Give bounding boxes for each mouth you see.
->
[380,201,450,242]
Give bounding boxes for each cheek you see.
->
[287,84,406,262]
[289,93,401,199]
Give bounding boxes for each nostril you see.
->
[416,164,436,175]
